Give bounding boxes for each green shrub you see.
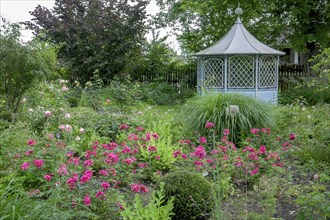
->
[183,93,277,143]
[161,171,214,220]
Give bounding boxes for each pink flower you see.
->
[155,155,161,160]
[64,124,72,132]
[27,139,36,146]
[289,133,295,140]
[248,153,258,161]
[250,167,259,176]
[101,182,110,190]
[105,153,119,165]
[79,128,85,133]
[59,124,65,131]
[136,126,144,132]
[83,159,94,167]
[152,133,159,140]
[131,183,140,193]
[259,145,266,154]
[251,128,259,134]
[194,145,206,159]
[199,136,207,144]
[130,183,149,193]
[122,157,136,165]
[57,164,68,176]
[24,149,34,156]
[80,170,93,184]
[223,129,230,136]
[205,121,214,129]
[44,111,52,118]
[83,194,91,206]
[44,174,52,181]
[20,162,30,170]
[33,159,44,169]
[62,86,69,92]
[173,150,181,158]
[194,160,204,166]
[138,163,148,168]
[99,170,109,176]
[106,99,111,103]
[181,154,188,159]
[122,146,131,154]
[119,124,130,130]
[148,146,157,152]
[96,190,105,199]
[261,128,271,134]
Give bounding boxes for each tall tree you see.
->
[0,19,56,116]
[24,0,149,84]
[155,0,329,59]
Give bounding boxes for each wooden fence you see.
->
[138,64,308,92]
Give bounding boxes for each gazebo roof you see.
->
[195,17,285,56]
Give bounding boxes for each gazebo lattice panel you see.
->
[258,56,277,88]
[203,58,224,88]
[228,56,255,88]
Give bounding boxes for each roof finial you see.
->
[235,3,243,16]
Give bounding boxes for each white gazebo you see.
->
[195,7,285,104]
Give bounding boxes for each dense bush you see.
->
[183,93,277,143]
[161,171,214,220]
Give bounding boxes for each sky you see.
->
[0,0,180,52]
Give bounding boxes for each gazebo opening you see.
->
[194,7,285,104]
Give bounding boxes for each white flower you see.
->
[28,108,33,113]
[79,128,85,134]
[75,137,81,142]
[302,107,306,111]
[65,113,71,119]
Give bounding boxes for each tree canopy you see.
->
[155,0,330,58]
[24,0,150,84]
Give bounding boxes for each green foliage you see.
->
[155,0,329,55]
[161,171,214,220]
[0,19,56,116]
[120,183,174,220]
[24,0,149,84]
[183,93,277,143]
[280,104,330,165]
[296,185,330,219]
[140,82,195,105]
[105,76,143,112]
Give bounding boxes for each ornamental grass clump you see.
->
[183,93,277,143]
[161,170,214,220]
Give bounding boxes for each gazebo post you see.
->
[255,55,259,99]
[224,55,228,93]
